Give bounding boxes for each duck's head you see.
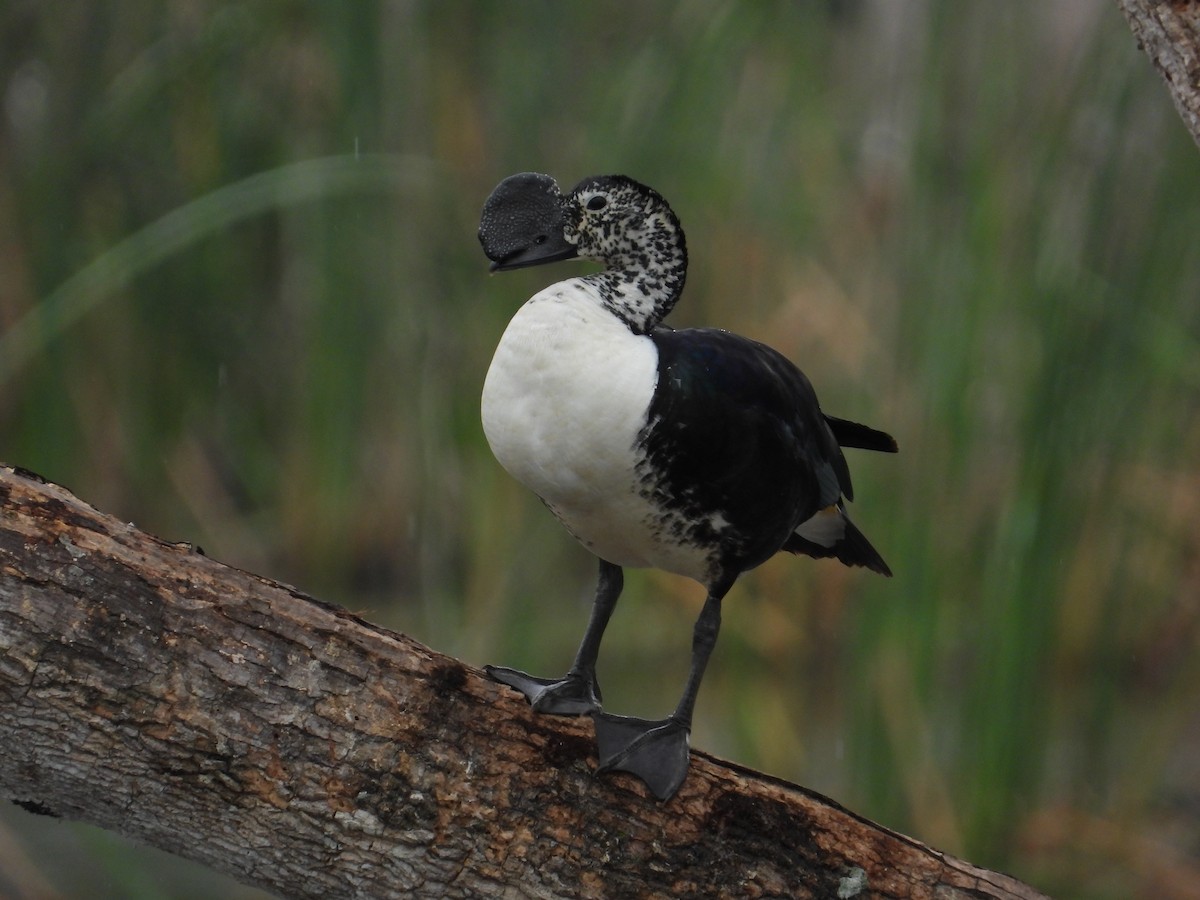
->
[479,173,686,275]
[479,172,688,332]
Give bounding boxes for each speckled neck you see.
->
[564,178,688,335]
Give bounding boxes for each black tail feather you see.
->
[824,415,898,454]
[783,514,892,577]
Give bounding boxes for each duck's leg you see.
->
[485,559,623,716]
[593,575,733,800]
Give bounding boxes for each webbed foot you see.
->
[592,712,691,800]
[484,665,601,715]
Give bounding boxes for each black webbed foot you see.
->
[484,665,601,715]
[592,712,691,800]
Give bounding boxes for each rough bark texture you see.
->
[1119,0,1200,148]
[0,464,1046,899]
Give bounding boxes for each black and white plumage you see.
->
[478,173,896,800]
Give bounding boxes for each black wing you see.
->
[640,327,850,571]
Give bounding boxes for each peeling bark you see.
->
[0,465,1046,899]
[1119,0,1200,148]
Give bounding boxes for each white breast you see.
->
[482,279,704,577]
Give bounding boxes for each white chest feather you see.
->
[482,280,704,577]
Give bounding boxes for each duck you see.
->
[477,172,896,800]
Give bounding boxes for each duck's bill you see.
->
[487,240,578,272]
[479,172,577,272]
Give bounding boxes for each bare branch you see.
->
[1119,0,1200,148]
[0,465,1045,899]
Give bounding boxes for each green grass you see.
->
[2,2,1199,896]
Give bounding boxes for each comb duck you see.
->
[477,172,896,800]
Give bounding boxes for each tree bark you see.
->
[0,464,1045,899]
[1119,0,1200,148]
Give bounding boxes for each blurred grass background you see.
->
[1,1,1198,897]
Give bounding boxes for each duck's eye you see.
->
[586,195,607,211]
